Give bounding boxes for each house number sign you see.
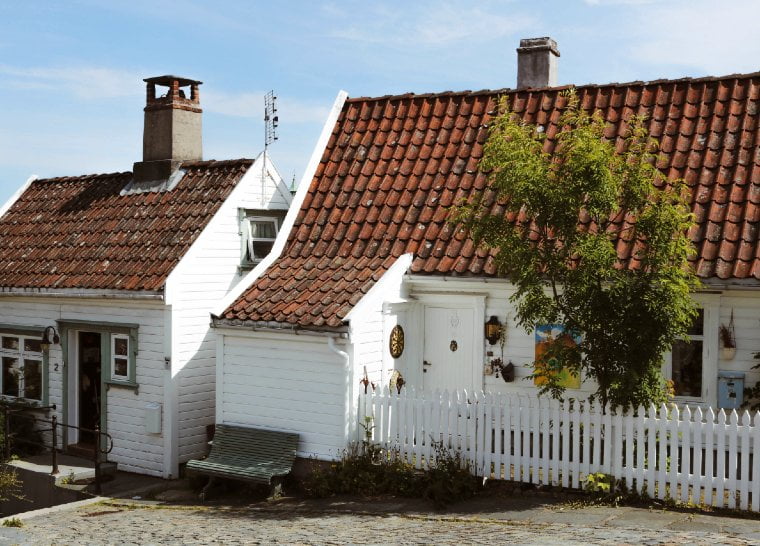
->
[389,325,404,358]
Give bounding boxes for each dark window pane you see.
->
[1,337,19,351]
[672,339,703,397]
[251,241,274,260]
[2,357,19,397]
[687,309,704,336]
[23,359,42,401]
[114,337,128,356]
[113,357,128,378]
[24,338,42,353]
[250,221,276,239]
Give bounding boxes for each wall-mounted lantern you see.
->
[40,326,60,351]
[485,316,503,345]
[493,359,515,382]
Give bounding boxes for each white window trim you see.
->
[663,294,719,407]
[245,216,279,264]
[0,333,44,402]
[110,333,132,382]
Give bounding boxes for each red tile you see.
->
[223,74,760,326]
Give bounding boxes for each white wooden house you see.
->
[0,75,292,477]
[213,39,760,461]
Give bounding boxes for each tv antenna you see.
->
[264,90,278,150]
[261,91,279,202]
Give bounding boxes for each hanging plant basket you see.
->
[719,309,737,360]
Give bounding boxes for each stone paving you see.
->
[3,495,760,545]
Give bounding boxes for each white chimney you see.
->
[516,37,560,89]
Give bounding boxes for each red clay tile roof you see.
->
[0,159,253,291]
[223,73,760,328]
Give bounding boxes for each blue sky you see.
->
[1,0,758,204]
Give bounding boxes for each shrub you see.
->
[303,431,480,508]
[420,441,480,508]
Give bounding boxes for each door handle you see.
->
[423,360,432,373]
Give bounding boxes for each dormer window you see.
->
[240,213,280,268]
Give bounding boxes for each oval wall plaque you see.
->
[450,340,458,352]
[389,325,405,358]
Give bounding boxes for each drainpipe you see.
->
[327,336,352,447]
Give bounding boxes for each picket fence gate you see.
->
[357,387,760,512]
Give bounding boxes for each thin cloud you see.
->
[584,0,660,5]
[204,90,330,124]
[0,65,142,99]
[626,0,760,75]
[328,2,536,47]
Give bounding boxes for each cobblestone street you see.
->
[3,496,760,545]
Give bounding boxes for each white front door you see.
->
[423,306,475,392]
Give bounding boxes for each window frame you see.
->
[239,210,282,269]
[663,295,719,406]
[246,215,279,263]
[109,333,133,383]
[0,331,48,405]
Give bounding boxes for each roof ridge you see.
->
[35,171,131,183]
[181,157,254,168]
[345,70,760,104]
[34,157,255,183]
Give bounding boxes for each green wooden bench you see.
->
[186,424,299,499]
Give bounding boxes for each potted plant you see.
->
[720,311,736,360]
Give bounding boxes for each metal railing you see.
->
[2,405,114,493]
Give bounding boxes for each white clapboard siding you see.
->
[359,389,760,512]
[220,332,348,460]
[0,297,167,477]
[169,156,291,463]
[351,299,386,388]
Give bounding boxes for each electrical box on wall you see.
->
[145,402,162,434]
[717,371,744,410]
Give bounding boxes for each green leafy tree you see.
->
[455,91,699,410]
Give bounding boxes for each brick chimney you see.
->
[132,75,203,185]
[516,37,560,89]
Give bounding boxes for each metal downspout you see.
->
[327,336,352,447]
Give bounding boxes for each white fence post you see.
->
[704,407,715,506]
[693,407,704,505]
[740,410,751,510]
[355,388,760,512]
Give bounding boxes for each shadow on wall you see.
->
[174,327,218,467]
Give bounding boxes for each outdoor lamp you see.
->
[485,316,502,345]
[40,326,60,351]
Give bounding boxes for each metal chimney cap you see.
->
[143,75,203,87]
[517,37,560,57]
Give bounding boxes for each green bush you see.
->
[421,441,480,508]
[304,434,480,508]
[304,442,419,499]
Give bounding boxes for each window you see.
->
[671,309,704,398]
[110,334,131,381]
[244,217,278,264]
[0,334,44,402]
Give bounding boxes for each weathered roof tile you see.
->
[223,73,760,327]
[0,159,253,291]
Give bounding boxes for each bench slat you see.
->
[186,425,299,485]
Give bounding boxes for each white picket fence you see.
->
[357,388,760,511]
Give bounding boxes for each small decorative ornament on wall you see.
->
[389,325,404,359]
[450,340,458,352]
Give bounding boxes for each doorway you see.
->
[71,331,102,453]
[422,306,475,392]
